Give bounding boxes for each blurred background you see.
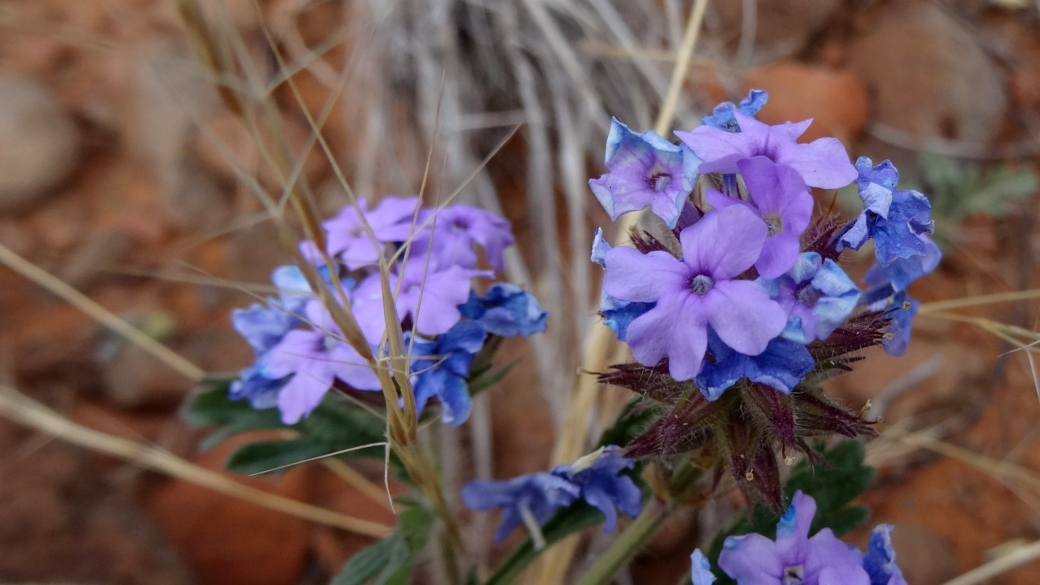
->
[1,0,1040,583]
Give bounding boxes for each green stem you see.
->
[573,501,670,585]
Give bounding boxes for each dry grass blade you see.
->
[919,289,1040,314]
[0,241,205,382]
[939,538,1040,585]
[0,384,392,538]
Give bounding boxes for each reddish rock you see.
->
[146,434,312,585]
[847,4,1007,144]
[743,62,871,142]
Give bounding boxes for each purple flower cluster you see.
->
[229,198,546,425]
[590,89,940,399]
[691,491,906,585]
[461,447,642,543]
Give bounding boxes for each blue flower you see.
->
[551,447,643,533]
[461,472,580,544]
[459,283,547,337]
[839,158,936,265]
[591,227,611,267]
[408,320,488,426]
[879,290,919,357]
[461,447,643,543]
[702,89,768,133]
[864,235,941,294]
[863,525,908,585]
[690,549,717,585]
[695,331,815,400]
[589,117,700,229]
[228,356,288,409]
[231,303,300,354]
[760,252,861,344]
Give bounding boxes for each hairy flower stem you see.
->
[573,501,670,585]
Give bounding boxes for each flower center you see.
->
[782,565,804,585]
[324,333,339,353]
[764,213,783,236]
[796,283,822,307]
[647,172,672,192]
[450,217,470,233]
[689,274,714,295]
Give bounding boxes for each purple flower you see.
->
[760,252,861,344]
[703,89,769,133]
[705,156,813,278]
[690,549,718,585]
[550,447,643,533]
[353,259,490,340]
[592,228,655,342]
[461,472,580,543]
[677,112,857,190]
[838,158,936,266]
[231,303,300,355]
[695,331,814,400]
[228,357,287,410]
[308,196,419,269]
[412,204,515,271]
[459,283,547,337]
[589,118,701,229]
[602,205,787,381]
[408,320,487,426]
[879,290,919,357]
[265,301,380,424]
[863,525,907,585]
[718,491,871,585]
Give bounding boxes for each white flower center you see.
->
[689,274,714,295]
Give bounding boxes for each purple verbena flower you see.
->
[703,89,769,133]
[838,158,936,265]
[461,472,580,544]
[695,330,814,400]
[589,117,701,229]
[602,205,787,381]
[760,252,861,344]
[592,228,655,342]
[309,196,419,269]
[718,491,871,585]
[353,259,490,340]
[412,204,515,271]
[459,283,547,337]
[265,300,380,424]
[677,112,857,190]
[705,156,813,278]
[550,447,643,533]
[408,320,487,426]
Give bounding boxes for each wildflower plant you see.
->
[183,88,937,585]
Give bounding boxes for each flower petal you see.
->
[681,206,767,279]
[603,247,688,302]
[705,280,786,356]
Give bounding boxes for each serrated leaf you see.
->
[224,440,331,476]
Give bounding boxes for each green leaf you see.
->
[484,503,606,585]
[330,505,435,585]
[300,401,387,457]
[224,440,331,476]
[468,361,517,397]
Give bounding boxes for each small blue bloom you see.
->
[690,549,717,585]
[229,356,288,409]
[589,117,700,229]
[409,320,488,426]
[461,472,580,543]
[863,525,908,585]
[864,235,942,294]
[702,89,768,133]
[459,283,548,337]
[760,252,861,344]
[231,303,300,354]
[599,292,655,343]
[695,331,814,400]
[591,227,611,267]
[839,157,936,265]
[551,447,643,533]
[880,290,919,357]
